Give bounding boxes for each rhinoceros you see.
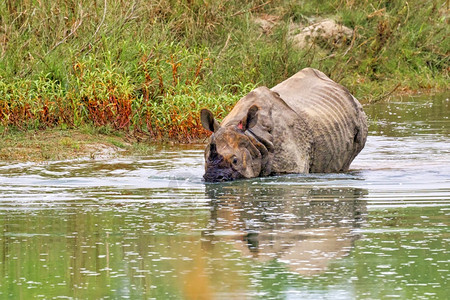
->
[200,68,368,182]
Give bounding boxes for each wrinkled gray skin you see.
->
[201,68,368,182]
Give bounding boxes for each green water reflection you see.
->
[365,93,449,136]
[1,200,448,299]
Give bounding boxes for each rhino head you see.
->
[201,105,269,182]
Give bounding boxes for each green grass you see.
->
[0,0,448,141]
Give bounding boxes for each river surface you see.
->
[0,94,449,299]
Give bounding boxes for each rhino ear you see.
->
[201,109,220,133]
[238,105,259,131]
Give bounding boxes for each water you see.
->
[0,94,449,299]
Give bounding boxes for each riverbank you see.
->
[0,126,159,162]
[0,0,448,149]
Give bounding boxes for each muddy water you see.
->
[0,94,449,299]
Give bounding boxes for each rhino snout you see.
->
[203,168,242,182]
[203,169,232,182]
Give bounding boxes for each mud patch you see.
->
[0,129,127,162]
[83,143,124,159]
[254,15,353,49]
[289,19,353,49]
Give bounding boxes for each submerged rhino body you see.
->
[201,68,368,182]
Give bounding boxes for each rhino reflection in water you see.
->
[203,181,367,276]
[201,68,368,182]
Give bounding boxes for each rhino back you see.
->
[271,68,368,172]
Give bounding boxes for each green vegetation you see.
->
[0,0,448,141]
